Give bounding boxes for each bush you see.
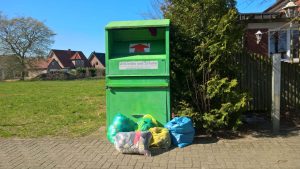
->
[176,77,247,133]
[76,67,86,78]
[163,0,248,133]
[33,71,76,80]
[202,76,247,132]
[69,69,77,76]
[89,68,96,77]
[176,101,202,129]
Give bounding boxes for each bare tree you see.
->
[0,13,55,80]
[141,0,274,19]
[141,0,164,19]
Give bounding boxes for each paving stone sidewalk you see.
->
[1,129,300,169]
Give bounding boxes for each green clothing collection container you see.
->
[105,19,170,131]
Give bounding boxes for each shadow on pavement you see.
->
[212,110,300,139]
[190,110,300,141]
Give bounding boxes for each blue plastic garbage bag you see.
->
[164,117,195,148]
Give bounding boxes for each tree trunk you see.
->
[21,71,25,80]
[20,57,26,80]
[1,69,5,80]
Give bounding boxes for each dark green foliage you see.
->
[89,68,97,77]
[203,76,247,132]
[162,0,248,132]
[33,72,77,81]
[76,67,86,78]
[76,67,86,74]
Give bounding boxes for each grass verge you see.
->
[0,79,105,138]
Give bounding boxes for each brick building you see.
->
[240,0,300,62]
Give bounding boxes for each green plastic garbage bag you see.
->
[107,113,137,143]
[137,114,158,131]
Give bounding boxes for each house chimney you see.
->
[67,49,71,56]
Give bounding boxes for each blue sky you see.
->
[0,0,275,57]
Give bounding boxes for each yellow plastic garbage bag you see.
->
[149,127,171,149]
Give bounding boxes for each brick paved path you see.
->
[1,129,300,169]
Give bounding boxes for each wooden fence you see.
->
[236,53,300,113]
[281,62,300,112]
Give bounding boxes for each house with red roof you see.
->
[47,49,90,71]
[88,51,105,69]
[26,58,48,78]
[240,0,300,62]
[0,55,49,80]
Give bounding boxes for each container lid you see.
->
[105,19,170,29]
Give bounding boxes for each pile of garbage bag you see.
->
[107,114,195,156]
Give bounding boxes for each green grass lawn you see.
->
[0,79,106,138]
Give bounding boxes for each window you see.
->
[75,60,84,67]
[269,31,287,55]
[269,29,299,59]
[292,30,299,59]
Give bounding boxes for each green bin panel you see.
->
[108,55,167,75]
[106,76,169,88]
[106,87,170,129]
[111,41,165,56]
[110,28,166,56]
